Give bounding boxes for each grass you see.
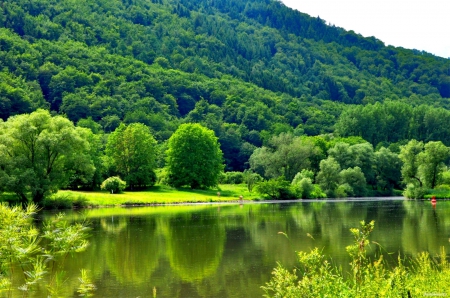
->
[424,188,450,199]
[56,184,259,207]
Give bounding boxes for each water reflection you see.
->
[28,199,450,298]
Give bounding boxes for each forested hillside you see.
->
[1,0,450,173]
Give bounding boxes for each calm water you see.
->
[8,199,450,297]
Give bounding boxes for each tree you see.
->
[418,141,449,189]
[374,147,402,192]
[101,176,126,194]
[316,157,341,197]
[249,133,318,181]
[105,123,158,189]
[166,123,224,189]
[339,167,367,197]
[399,140,424,188]
[0,109,94,205]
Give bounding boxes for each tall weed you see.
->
[262,220,450,297]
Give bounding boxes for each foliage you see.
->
[43,192,89,209]
[0,204,93,297]
[403,183,427,200]
[291,178,315,199]
[316,157,341,197]
[374,147,402,193]
[291,169,315,184]
[262,220,450,297]
[399,139,425,188]
[418,141,450,189]
[249,133,319,181]
[105,123,158,189]
[166,123,224,189]
[0,0,450,195]
[339,167,367,197]
[400,140,450,195]
[100,176,126,194]
[255,177,296,200]
[243,169,263,193]
[0,109,94,205]
[219,171,244,184]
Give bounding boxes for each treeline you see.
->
[244,133,450,199]
[1,110,449,205]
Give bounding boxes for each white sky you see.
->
[281,0,450,58]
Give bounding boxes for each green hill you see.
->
[1,0,450,171]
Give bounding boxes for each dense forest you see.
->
[1,0,450,200]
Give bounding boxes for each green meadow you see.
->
[45,184,259,207]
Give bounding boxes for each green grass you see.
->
[58,184,259,206]
[424,186,450,200]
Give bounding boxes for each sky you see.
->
[281,0,450,59]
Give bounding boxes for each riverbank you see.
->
[43,184,260,208]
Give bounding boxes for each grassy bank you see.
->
[45,184,259,207]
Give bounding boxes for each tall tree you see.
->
[249,133,319,181]
[418,141,449,189]
[374,147,402,192]
[105,123,158,189]
[316,157,341,197]
[399,140,424,188]
[166,123,224,189]
[0,109,94,205]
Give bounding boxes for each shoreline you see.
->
[83,196,407,209]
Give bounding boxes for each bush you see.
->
[335,183,353,198]
[101,176,126,194]
[219,171,244,184]
[311,185,327,199]
[243,170,263,192]
[403,183,426,199]
[255,177,296,200]
[292,178,315,199]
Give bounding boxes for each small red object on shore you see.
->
[431,196,437,204]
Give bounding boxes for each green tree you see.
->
[374,147,402,192]
[100,176,126,194]
[249,133,318,181]
[105,123,158,189]
[0,109,94,205]
[339,167,367,197]
[399,140,424,188]
[418,141,449,189]
[316,157,341,197]
[166,123,224,188]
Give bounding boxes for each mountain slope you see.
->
[1,0,450,170]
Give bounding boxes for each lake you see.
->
[9,198,450,297]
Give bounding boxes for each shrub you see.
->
[255,177,296,200]
[403,183,426,199]
[292,178,315,199]
[219,171,244,184]
[243,169,263,192]
[101,176,126,194]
